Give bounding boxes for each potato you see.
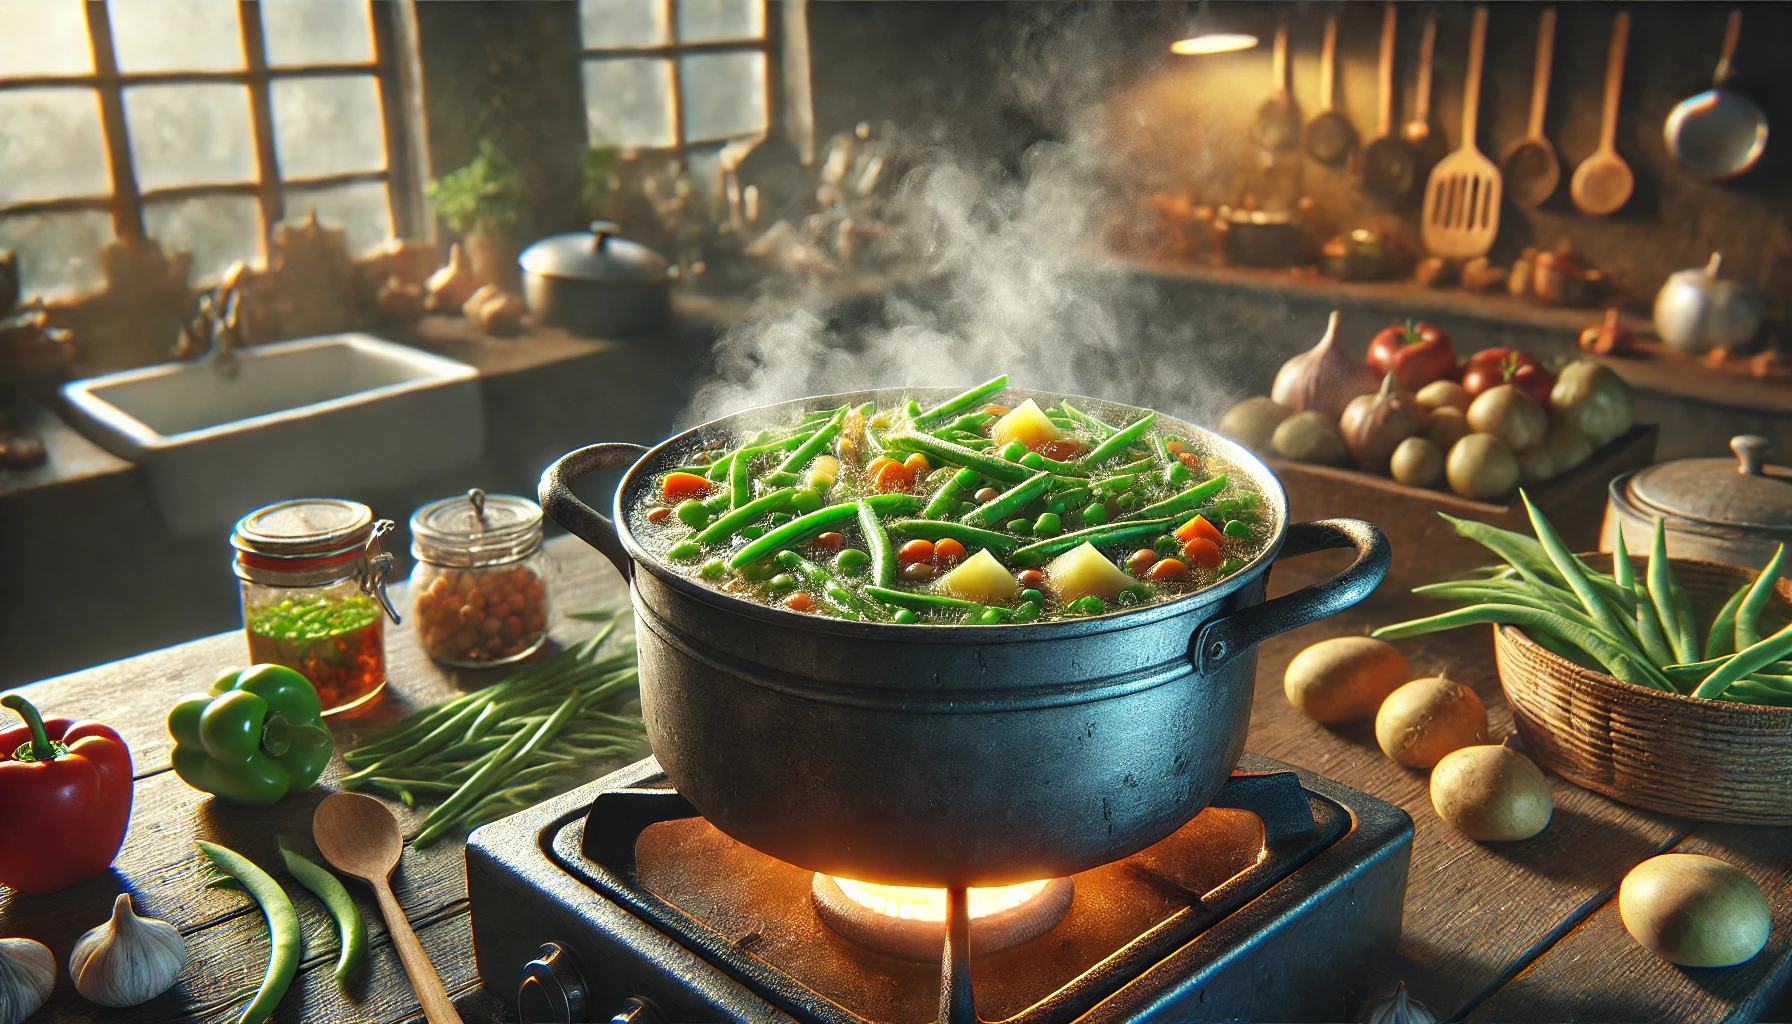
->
[1430,745,1553,840]
[1466,385,1548,452]
[1043,542,1134,603]
[1620,854,1771,967]
[1284,636,1410,723]
[937,548,1019,604]
[1423,406,1471,451]
[1375,676,1488,768]
[1517,444,1556,483]
[1416,379,1470,411]
[1218,396,1294,452]
[1543,419,1593,474]
[1271,411,1350,465]
[990,399,1062,449]
[1446,433,1519,501]
[1390,436,1444,487]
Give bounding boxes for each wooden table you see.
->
[4,536,1789,1023]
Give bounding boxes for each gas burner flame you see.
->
[828,877,1052,922]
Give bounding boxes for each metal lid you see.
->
[1627,435,1792,535]
[412,489,544,567]
[518,221,669,285]
[233,498,374,557]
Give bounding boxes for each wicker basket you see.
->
[1495,554,1792,825]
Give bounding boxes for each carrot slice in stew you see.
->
[1174,514,1224,546]
[1182,538,1222,569]
[662,472,711,501]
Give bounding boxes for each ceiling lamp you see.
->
[1170,5,1259,55]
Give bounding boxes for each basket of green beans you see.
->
[1373,495,1792,825]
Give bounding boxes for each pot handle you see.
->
[539,443,650,581]
[1190,519,1389,675]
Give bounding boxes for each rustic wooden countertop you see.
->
[4,535,1789,1023]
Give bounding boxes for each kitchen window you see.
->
[578,0,775,179]
[0,0,420,299]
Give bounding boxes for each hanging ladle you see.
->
[1501,7,1559,208]
[1304,14,1357,166]
[1664,8,1767,181]
[1362,3,1416,201]
[1570,10,1633,216]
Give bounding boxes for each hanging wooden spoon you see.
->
[1402,14,1437,149]
[1571,10,1633,216]
[1363,3,1417,200]
[1304,14,1357,166]
[1254,20,1300,152]
[1501,7,1560,208]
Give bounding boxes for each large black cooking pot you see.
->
[541,389,1387,887]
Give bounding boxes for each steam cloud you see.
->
[686,7,1267,429]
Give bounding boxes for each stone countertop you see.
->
[4,534,1790,1022]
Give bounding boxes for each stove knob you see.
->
[609,996,668,1024]
[518,942,588,1024]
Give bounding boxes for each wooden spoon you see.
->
[1421,5,1500,259]
[1254,21,1300,152]
[314,792,466,1024]
[1362,3,1417,201]
[1501,7,1560,208]
[1402,14,1437,149]
[1571,11,1633,216]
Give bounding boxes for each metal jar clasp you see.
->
[359,519,403,623]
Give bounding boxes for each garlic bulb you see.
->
[1340,372,1420,472]
[1271,311,1381,419]
[1358,981,1437,1024]
[1,937,54,1024]
[68,894,184,1008]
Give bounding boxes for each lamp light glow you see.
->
[1170,32,1259,55]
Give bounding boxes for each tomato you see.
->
[1367,321,1457,391]
[1037,438,1086,461]
[1460,348,1553,404]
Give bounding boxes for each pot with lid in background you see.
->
[1603,435,1791,577]
[519,221,670,338]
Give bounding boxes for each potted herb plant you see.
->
[426,138,523,287]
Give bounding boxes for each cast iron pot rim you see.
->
[609,387,1291,643]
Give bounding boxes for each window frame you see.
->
[579,0,780,167]
[0,0,419,270]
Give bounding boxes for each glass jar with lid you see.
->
[410,489,551,667]
[232,499,401,715]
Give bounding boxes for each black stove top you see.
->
[467,754,1411,1024]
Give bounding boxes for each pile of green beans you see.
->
[1374,497,1792,705]
[341,612,648,844]
[652,378,1271,624]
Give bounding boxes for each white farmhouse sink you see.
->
[63,333,483,536]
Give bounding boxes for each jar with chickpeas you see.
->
[409,490,551,667]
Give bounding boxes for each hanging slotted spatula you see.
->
[1421,5,1500,259]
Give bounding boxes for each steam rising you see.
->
[688,7,1263,429]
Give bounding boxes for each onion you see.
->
[1340,372,1419,472]
[1271,311,1380,419]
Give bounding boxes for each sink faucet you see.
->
[174,262,246,376]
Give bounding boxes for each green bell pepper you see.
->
[168,664,334,806]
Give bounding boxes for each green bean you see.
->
[694,487,799,544]
[1693,619,1792,699]
[864,586,1013,619]
[1091,473,1138,494]
[341,699,486,785]
[1645,519,1696,664]
[1058,400,1116,437]
[922,466,979,520]
[1707,585,1750,660]
[1522,492,1648,665]
[1440,514,1571,593]
[705,449,737,481]
[1078,412,1155,468]
[729,441,753,508]
[962,470,1052,528]
[1045,486,1093,514]
[1112,455,1158,476]
[942,431,994,448]
[1132,476,1231,520]
[888,519,1020,554]
[1719,681,1792,706]
[280,843,366,993]
[1009,517,1176,568]
[1372,604,1671,691]
[1630,580,1679,669]
[776,407,848,476]
[1734,543,1786,650]
[1530,630,1608,673]
[416,689,583,846]
[882,432,1031,482]
[1412,581,1601,631]
[776,550,875,619]
[914,375,1009,425]
[198,841,300,1024]
[939,411,996,435]
[857,499,898,587]
[1611,532,1635,592]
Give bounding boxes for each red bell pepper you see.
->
[0,694,133,893]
